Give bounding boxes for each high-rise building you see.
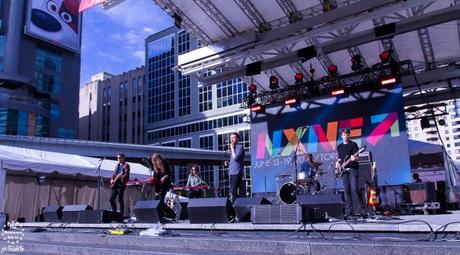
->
[406,99,460,160]
[144,27,251,195]
[0,0,82,138]
[79,67,145,144]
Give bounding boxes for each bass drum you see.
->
[277,182,305,204]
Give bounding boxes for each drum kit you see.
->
[276,166,328,204]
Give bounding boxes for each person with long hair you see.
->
[186,166,206,198]
[150,153,173,202]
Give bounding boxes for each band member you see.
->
[224,132,245,204]
[301,153,321,193]
[412,173,423,183]
[150,153,173,202]
[110,153,130,217]
[186,166,206,198]
[336,129,366,219]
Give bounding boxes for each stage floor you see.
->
[12,210,460,233]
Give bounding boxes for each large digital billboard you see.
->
[250,86,411,194]
[25,0,82,52]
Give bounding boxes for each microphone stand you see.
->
[96,157,104,211]
[384,181,401,211]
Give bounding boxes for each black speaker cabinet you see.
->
[358,162,373,190]
[188,198,234,224]
[133,200,176,223]
[234,197,271,222]
[78,210,119,223]
[172,201,188,221]
[251,204,302,224]
[62,205,93,223]
[43,205,63,222]
[297,194,344,221]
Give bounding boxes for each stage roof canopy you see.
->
[153,0,460,104]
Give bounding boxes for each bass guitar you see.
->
[335,146,366,178]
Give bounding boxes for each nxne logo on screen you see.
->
[256,112,400,159]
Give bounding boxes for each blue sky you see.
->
[80,0,173,86]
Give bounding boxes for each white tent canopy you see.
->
[0,145,151,210]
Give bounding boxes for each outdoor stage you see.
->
[4,212,460,255]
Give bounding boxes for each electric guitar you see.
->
[110,172,124,188]
[335,146,366,178]
[367,162,380,207]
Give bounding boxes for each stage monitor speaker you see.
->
[297,194,344,221]
[78,210,119,223]
[251,204,302,224]
[133,200,176,223]
[43,205,63,222]
[62,205,93,223]
[234,197,271,222]
[405,182,436,204]
[188,198,234,224]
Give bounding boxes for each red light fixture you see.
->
[284,98,298,106]
[379,75,399,88]
[379,50,391,63]
[330,87,346,96]
[294,73,303,83]
[250,104,265,113]
[327,64,338,75]
[249,83,257,92]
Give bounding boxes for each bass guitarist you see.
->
[335,128,366,219]
[109,153,130,219]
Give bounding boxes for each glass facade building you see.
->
[144,27,251,196]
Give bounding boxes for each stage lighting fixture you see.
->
[246,94,255,107]
[420,116,431,129]
[379,50,391,63]
[379,75,399,87]
[351,55,363,71]
[330,86,346,96]
[269,75,279,90]
[294,73,303,83]
[173,13,182,28]
[327,64,337,76]
[438,119,446,126]
[250,104,265,113]
[248,83,257,92]
[284,97,298,107]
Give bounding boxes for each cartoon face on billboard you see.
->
[26,0,81,52]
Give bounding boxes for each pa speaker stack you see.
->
[62,204,93,223]
[43,205,63,222]
[233,197,271,222]
[297,194,344,222]
[188,198,234,224]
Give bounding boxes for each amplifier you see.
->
[251,204,302,224]
[358,151,372,163]
[404,182,436,204]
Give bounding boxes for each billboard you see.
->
[25,0,82,52]
[250,86,411,194]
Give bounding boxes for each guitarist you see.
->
[336,129,366,219]
[109,153,130,218]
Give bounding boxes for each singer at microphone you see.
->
[225,132,245,206]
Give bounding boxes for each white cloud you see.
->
[143,27,154,34]
[132,50,145,62]
[105,0,171,30]
[96,50,123,63]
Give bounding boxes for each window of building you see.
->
[217,78,248,108]
[147,34,175,123]
[178,74,191,117]
[177,165,188,186]
[217,130,250,152]
[162,141,176,147]
[36,48,62,72]
[34,72,61,94]
[199,165,214,189]
[199,85,212,112]
[199,135,213,150]
[178,138,192,148]
[50,103,60,119]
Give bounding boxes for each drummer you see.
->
[301,153,321,194]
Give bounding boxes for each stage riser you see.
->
[3,232,460,255]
